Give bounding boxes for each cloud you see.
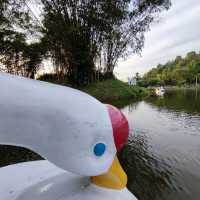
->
[116,0,200,81]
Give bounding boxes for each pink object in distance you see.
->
[107,105,129,152]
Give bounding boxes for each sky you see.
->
[115,0,200,81]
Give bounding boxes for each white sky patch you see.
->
[115,0,200,81]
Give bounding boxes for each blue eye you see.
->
[94,143,106,157]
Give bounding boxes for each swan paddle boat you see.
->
[0,73,138,200]
[155,86,165,96]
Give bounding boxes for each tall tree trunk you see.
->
[196,76,198,87]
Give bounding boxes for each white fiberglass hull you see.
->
[0,161,137,200]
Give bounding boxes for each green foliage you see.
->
[82,79,148,103]
[38,73,72,86]
[38,74,148,105]
[0,0,44,78]
[38,70,115,86]
[143,51,200,86]
[40,0,170,85]
[0,0,35,51]
[0,0,171,85]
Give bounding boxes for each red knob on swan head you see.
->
[107,105,129,152]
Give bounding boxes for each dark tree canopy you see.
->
[0,0,43,77]
[0,0,171,84]
[40,0,171,84]
[0,0,34,52]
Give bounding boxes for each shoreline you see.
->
[80,79,148,106]
[38,75,149,107]
[164,85,200,90]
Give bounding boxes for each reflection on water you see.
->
[119,89,200,200]
[147,89,200,115]
[119,134,177,200]
[0,145,42,167]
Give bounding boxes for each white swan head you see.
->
[0,73,129,189]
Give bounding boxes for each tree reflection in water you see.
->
[119,133,178,200]
[0,145,42,168]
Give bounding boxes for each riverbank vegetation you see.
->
[38,74,148,104]
[0,0,171,86]
[81,79,148,103]
[0,0,170,105]
[140,51,200,87]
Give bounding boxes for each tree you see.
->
[189,61,200,86]
[0,0,171,84]
[143,51,200,87]
[23,42,45,79]
[0,0,33,52]
[0,32,26,75]
[40,0,171,85]
[102,0,171,75]
[135,72,141,81]
[0,0,43,77]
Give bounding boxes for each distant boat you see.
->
[155,86,165,96]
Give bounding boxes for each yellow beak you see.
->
[91,155,127,190]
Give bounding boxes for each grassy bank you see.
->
[38,75,148,105]
[81,79,148,105]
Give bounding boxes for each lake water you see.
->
[119,89,200,200]
[0,89,200,200]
